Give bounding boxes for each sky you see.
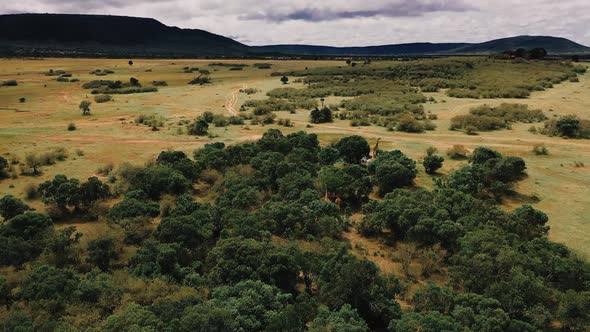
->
[2,0,589,47]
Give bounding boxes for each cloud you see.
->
[0,0,589,47]
[241,1,473,22]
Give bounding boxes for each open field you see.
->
[1,57,588,257]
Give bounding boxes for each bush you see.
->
[67,123,76,131]
[187,118,209,136]
[94,94,112,103]
[541,115,590,139]
[423,155,444,174]
[24,183,38,199]
[310,107,333,124]
[188,75,211,85]
[532,144,549,155]
[447,145,469,160]
[451,104,546,133]
[240,88,258,95]
[1,80,17,87]
[152,81,168,86]
[135,114,165,128]
[397,114,424,133]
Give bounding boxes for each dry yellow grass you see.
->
[0,58,588,257]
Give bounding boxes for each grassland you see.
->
[0,57,589,258]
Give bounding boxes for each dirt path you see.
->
[224,84,246,116]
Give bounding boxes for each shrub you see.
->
[24,183,38,199]
[532,144,549,155]
[1,80,17,87]
[240,88,258,95]
[79,101,91,115]
[541,115,590,139]
[447,145,469,160]
[152,81,168,86]
[277,118,293,127]
[310,107,333,123]
[94,94,112,103]
[187,118,209,136]
[253,63,272,69]
[397,114,424,133]
[135,114,165,128]
[423,155,444,174]
[67,123,76,131]
[188,75,210,85]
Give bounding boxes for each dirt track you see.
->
[224,84,245,116]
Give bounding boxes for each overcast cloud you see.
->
[1,0,589,46]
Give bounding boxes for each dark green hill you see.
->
[251,43,471,56]
[0,14,249,57]
[452,35,590,54]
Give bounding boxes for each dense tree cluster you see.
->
[1,130,588,331]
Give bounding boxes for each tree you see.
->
[0,156,8,178]
[515,48,527,58]
[181,280,299,332]
[389,311,463,332]
[0,195,31,220]
[281,76,289,84]
[423,155,444,174]
[126,165,191,199]
[207,237,300,292]
[46,226,82,267]
[38,175,80,213]
[129,77,140,86]
[310,107,333,124]
[370,151,417,195]
[78,176,110,212]
[79,100,91,115]
[528,48,547,60]
[24,153,42,175]
[558,290,590,331]
[21,265,79,303]
[86,237,119,271]
[107,191,160,221]
[1,311,34,332]
[104,303,163,332]
[128,240,184,281]
[335,136,370,164]
[317,251,401,328]
[310,304,369,332]
[556,117,580,137]
[128,60,134,66]
[187,118,209,136]
[318,147,340,165]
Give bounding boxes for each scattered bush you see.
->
[188,75,211,85]
[135,114,165,128]
[541,114,590,139]
[67,123,77,131]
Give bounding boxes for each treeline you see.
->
[0,130,588,331]
[82,78,158,94]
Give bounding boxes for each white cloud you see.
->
[1,0,589,46]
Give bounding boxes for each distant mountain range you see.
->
[1,14,589,57]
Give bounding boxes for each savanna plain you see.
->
[0,56,589,330]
